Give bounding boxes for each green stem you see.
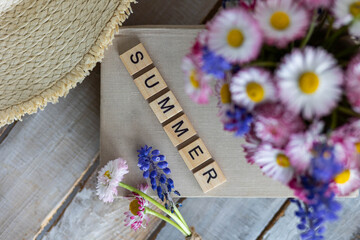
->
[118,182,191,236]
[300,10,317,48]
[325,16,334,39]
[335,44,360,58]
[330,110,337,130]
[144,207,188,236]
[247,61,278,67]
[325,26,347,49]
[173,204,189,229]
[336,106,360,118]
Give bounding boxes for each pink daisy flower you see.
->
[190,29,209,58]
[286,121,326,173]
[215,75,233,122]
[301,0,333,9]
[331,168,360,196]
[182,55,212,104]
[289,178,309,202]
[253,102,305,148]
[124,183,149,231]
[330,120,360,168]
[254,144,295,185]
[242,130,261,164]
[345,53,360,113]
[255,0,309,47]
[96,158,129,203]
[207,8,262,63]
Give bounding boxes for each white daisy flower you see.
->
[333,0,360,37]
[207,8,263,63]
[276,47,343,119]
[230,68,276,110]
[255,0,310,47]
[96,158,129,203]
[333,168,360,196]
[215,75,233,121]
[254,144,295,185]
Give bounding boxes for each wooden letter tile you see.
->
[163,114,197,147]
[134,68,168,100]
[119,43,153,76]
[193,161,226,193]
[149,91,183,124]
[178,138,212,170]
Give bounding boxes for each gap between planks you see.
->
[256,198,292,240]
[0,122,16,145]
[34,152,100,240]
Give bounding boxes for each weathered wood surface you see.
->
[43,172,162,240]
[125,0,220,25]
[0,65,100,240]
[264,196,360,240]
[154,198,287,240]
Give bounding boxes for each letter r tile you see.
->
[134,68,168,100]
[163,114,197,147]
[119,43,153,76]
[178,138,212,170]
[149,91,183,124]
[193,161,226,193]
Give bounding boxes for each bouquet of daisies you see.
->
[182,0,360,239]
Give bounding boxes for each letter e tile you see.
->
[178,138,211,170]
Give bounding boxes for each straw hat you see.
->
[0,0,135,127]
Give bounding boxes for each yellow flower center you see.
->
[270,11,291,31]
[349,2,360,17]
[220,83,231,104]
[299,72,320,94]
[227,29,244,48]
[104,170,111,179]
[355,142,360,153]
[189,71,200,89]
[129,199,141,216]
[334,169,351,184]
[276,154,291,168]
[246,82,265,103]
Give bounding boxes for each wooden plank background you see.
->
[1,0,360,240]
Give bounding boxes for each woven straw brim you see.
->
[0,0,136,127]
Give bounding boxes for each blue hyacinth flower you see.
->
[137,145,181,212]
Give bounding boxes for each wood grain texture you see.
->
[134,68,168,100]
[154,198,287,240]
[124,0,220,25]
[120,43,153,76]
[149,91,183,124]
[178,138,212,171]
[163,114,197,147]
[0,65,100,240]
[0,122,16,145]
[193,161,227,193]
[264,196,360,240]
